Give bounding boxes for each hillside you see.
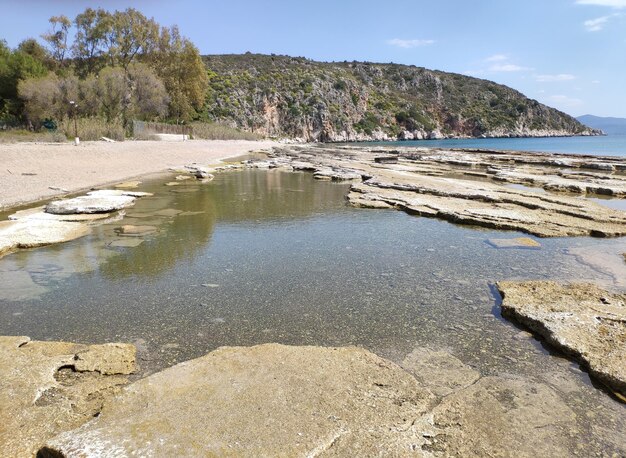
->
[201,54,598,142]
[577,115,626,135]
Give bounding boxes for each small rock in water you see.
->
[114,181,141,189]
[154,209,182,217]
[109,238,144,248]
[486,237,541,249]
[115,225,158,237]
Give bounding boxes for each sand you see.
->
[0,139,278,210]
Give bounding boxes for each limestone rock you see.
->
[0,336,135,457]
[86,190,152,198]
[425,376,578,457]
[268,145,626,237]
[114,225,158,236]
[8,206,112,222]
[402,348,480,397]
[114,181,141,189]
[108,238,144,248]
[46,195,136,214]
[567,244,626,288]
[45,190,152,215]
[0,270,48,301]
[486,237,541,249]
[497,281,626,397]
[73,343,136,375]
[0,219,91,259]
[44,344,435,456]
[154,208,182,217]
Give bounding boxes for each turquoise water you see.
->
[360,134,626,156]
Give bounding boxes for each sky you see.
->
[1,0,625,118]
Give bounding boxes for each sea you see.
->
[361,134,626,157]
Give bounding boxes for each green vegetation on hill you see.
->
[1,10,597,142]
[201,54,597,141]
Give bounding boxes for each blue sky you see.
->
[1,0,625,117]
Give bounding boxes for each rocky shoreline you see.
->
[4,338,624,457]
[246,144,626,237]
[1,146,625,456]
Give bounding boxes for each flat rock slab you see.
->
[45,344,436,456]
[0,270,47,301]
[486,237,541,249]
[567,244,626,289]
[0,336,135,457]
[46,195,137,214]
[402,347,480,397]
[114,225,158,236]
[108,238,144,248]
[45,190,152,215]
[497,280,626,397]
[114,181,142,189]
[264,146,626,237]
[425,376,577,457]
[9,206,112,222]
[0,219,91,259]
[154,208,182,217]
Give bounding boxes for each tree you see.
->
[41,15,71,66]
[127,63,169,120]
[0,41,48,122]
[154,26,208,122]
[105,9,159,71]
[18,74,62,123]
[20,63,168,126]
[17,39,50,65]
[72,8,110,76]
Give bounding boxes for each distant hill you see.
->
[200,54,600,142]
[576,115,626,135]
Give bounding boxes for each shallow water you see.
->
[0,169,624,453]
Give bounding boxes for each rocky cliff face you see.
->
[201,54,600,142]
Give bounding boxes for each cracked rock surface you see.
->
[40,343,625,457]
[497,281,626,397]
[0,336,135,457]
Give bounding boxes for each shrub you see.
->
[190,122,261,140]
[60,117,125,141]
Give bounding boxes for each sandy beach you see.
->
[0,139,278,210]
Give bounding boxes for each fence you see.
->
[132,120,192,138]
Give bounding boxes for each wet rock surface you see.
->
[497,281,626,397]
[38,343,625,457]
[255,145,626,237]
[486,237,541,249]
[0,336,135,457]
[0,219,91,259]
[0,189,152,259]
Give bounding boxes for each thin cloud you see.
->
[576,0,626,8]
[584,14,616,30]
[535,74,576,82]
[387,38,435,49]
[484,54,508,63]
[489,63,531,72]
[548,94,584,108]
